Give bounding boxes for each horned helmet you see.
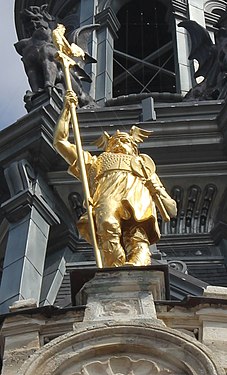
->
[94,126,152,155]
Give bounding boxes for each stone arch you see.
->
[204,0,226,15]
[17,323,225,374]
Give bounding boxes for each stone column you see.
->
[0,160,59,314]
[95,7,120,104]
[80,0,99,98]
[171,0,193,95]
[188,0,205,27]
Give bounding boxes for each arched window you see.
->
[113,0,176,97]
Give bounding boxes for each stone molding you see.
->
[95,7,120,40]
[73,356,180,374]
[17,322,225,375]
[98,0,130,13]
[172,0,188,20]
[205,11,220,29]
[1,189,59,225]
[204,0,227,14]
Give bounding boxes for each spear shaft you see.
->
[54,49,103,268]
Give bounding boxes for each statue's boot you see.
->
[101,238,126,267]
[97,219,126,267]
[125,242,151,266]
[124,227,151,266]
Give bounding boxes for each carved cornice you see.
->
[95,7,120,39]
[1,190,59,225]
[158,184,217,236]
[159,161,227,177]
[98,0,130,14]
[171,0,188,20]
[204,0,227,14]
[205,11,220,29]
[0,90,62,171]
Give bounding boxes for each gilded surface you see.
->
[53,92,177,267]
[52,23,85,59]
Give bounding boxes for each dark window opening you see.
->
[212,9,225,17]
[114,0,176,97]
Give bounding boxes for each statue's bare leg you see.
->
[95,206,126,267]
[123,226,151,266]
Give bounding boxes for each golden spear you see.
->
[52,24,103,268]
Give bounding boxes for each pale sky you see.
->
[0,0,28,130]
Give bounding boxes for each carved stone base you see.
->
[74,267,167,325]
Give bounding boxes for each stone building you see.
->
[0,0,227,374]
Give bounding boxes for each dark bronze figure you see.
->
[14,4,99,109]
[179,8,227,101]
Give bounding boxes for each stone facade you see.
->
[0,0,227,374]
[1,269,227,374]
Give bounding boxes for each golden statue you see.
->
[52,23,177,268]
[53,91,177,267]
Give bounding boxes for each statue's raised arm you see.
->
[53,90,79,165]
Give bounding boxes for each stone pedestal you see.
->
[74,266,168,326]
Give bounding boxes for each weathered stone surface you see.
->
[9,298,37,312]
[4,269,224,375]
[76,268,166,324]
[0,309,84,375]
[16,323,225,375]
[203,285,227,299]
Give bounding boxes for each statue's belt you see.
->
[94,152,156,180]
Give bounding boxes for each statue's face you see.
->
[107,136,137,155]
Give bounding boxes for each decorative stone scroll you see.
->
[74,356,174,375]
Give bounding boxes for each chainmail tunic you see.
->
[68,151,163,245]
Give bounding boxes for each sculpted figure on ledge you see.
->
[14,5,99,109]
[179,7,227,101]
[53,91,177,267]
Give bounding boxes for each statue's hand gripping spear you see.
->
[52,24,103,268]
